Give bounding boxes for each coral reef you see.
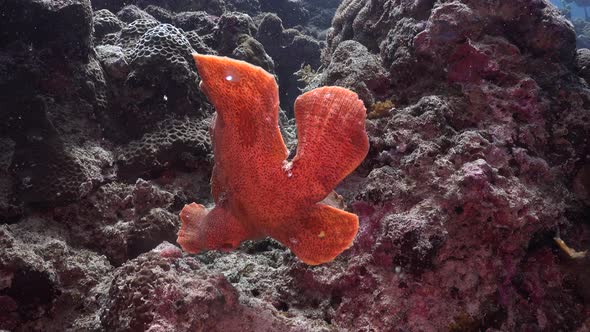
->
[1,0,589,331]
[313,0,588,330]
[256,13,323,114]
[52,179,180,265]
[573,18,590,48]
[1,0,94,60]
[0,219,112,331]
[314,39,390,107]
[116,116,211,177]
[101,242,329,331]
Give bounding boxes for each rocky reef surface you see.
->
[1,0,589,331]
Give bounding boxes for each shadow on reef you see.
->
[0,0,590,331]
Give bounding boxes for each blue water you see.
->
[550,0,587,20]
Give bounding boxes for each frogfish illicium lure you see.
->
[177,54,369,265]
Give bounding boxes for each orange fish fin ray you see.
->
[177,203,208,253]
[177,203,256,253]
[272,204,359,265]
[290,86,369,203]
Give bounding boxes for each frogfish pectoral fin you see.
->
[177,203,208,253]
[177,203,254,253]
[272,203,359,265]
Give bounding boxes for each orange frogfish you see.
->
[177,54,369,265]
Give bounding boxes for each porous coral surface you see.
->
[1,0,589,331]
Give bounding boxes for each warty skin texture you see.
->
[177,54,369,265]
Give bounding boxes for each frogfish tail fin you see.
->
[271,203,359,265]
